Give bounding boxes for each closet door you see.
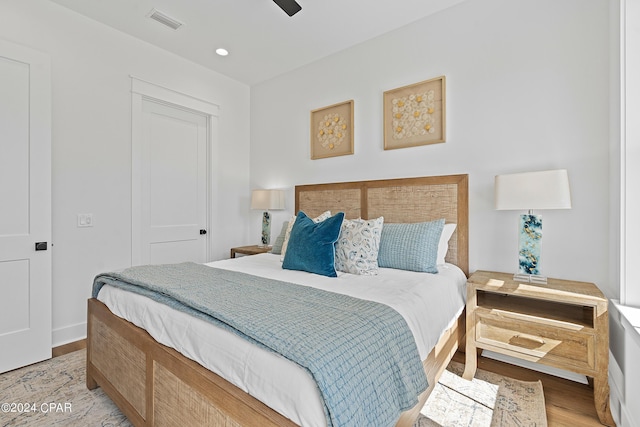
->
[131,77,219,267]
[140,100,208,265]
[0,40,52,373]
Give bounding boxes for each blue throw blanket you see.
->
[93,262,428,427]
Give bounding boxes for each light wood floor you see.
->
[52,339,86,357]
[452,352,608,426]
[52,342,606,426]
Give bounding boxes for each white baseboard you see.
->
[52,322,87,348]
[609,350,624,402]
[608,351,624,427]
[619,400,639,427]
[481,350,588,384]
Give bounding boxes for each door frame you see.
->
[131,76,219,266]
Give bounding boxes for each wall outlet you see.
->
[77,213,93,227]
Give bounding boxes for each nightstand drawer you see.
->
[475,310,596,372]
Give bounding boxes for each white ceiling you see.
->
[49,0,466,86]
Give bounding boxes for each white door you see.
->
[0,41,51,373]
[140,100,208,265]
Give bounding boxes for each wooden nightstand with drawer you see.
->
[463,270,614,426]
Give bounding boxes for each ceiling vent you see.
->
[147,8,183,30]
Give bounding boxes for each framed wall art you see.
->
[383,76,446,150]
[310,100,354,160]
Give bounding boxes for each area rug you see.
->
[0,351,546,427]
[418,361,547,427]
[0,350,129,427]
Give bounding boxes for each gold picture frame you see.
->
[310,100,354,160]
[383,76,446,150]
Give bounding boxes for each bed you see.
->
[86,174,469,427]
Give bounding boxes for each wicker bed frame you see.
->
[86,174,469,427]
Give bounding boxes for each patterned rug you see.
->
[418,361,547,426]
[0,351,546,427]
[0,350,128,427]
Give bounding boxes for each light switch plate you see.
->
[77,213,93,227]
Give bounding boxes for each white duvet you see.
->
[97,253,466,427]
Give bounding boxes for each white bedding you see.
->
[97,253,467,427]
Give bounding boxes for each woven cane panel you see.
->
[154,363,242,427]
[367,184,459,265]
[298,188,362,219]
[91,318,146,418]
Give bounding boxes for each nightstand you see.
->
[463,270,614,426]
[230,245,272,258]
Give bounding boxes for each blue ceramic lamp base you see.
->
[515,213,547,284]
[260,211,271,247]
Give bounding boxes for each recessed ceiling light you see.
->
[216,48,229,57]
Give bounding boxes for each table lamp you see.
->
[495,169,572,283]
[251,189,285,246]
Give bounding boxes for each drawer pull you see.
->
[514,334,545,345]
[510,334,546,349]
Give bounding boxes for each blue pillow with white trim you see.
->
[377,219,445,273]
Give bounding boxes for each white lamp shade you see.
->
[495,169,572,211]
[251,189,285,210]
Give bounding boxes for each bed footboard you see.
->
[86,298,297,427]
[87,298,464,427]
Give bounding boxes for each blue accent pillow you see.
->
[282,211,345,277]
[377,219,445,273]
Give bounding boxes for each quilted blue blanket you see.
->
[92,262,428,427]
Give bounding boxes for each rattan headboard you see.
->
[295,174,469,276]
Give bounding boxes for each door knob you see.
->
[35,242,48,251]
[199,229,207,235]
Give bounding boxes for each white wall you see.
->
[251,0,613,295]
[0,0,251,346]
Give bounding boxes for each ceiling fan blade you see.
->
[273,0,301,16]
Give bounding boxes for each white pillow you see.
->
[280,210,331,262]
[335,217,384,275]
[437,223,457,265]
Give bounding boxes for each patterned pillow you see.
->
[335,217,384,275]
[280,211,331,261]
[377,219,445,273]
